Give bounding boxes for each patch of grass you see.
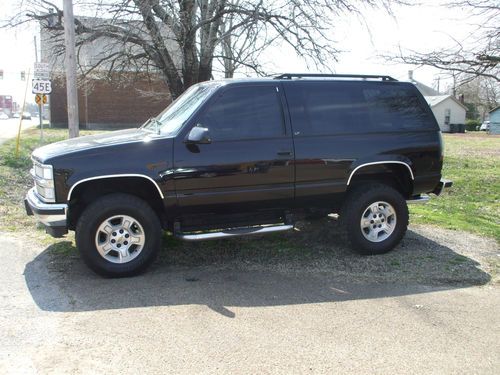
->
[0,128,104,233]
[49,241,77,256]
[410,134,500,242]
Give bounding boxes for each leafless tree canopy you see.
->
[386,0,499,84]
[458,75,499,118]
[4,0,405,98]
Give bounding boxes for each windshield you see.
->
[142,82,220,135]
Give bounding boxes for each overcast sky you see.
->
[0,0,483,103]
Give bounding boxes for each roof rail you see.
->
[274,73,397,81]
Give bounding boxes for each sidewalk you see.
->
[0,118,39,145]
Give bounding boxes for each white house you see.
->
[407,71,466,132]
[424,95,467,132]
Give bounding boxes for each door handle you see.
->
[277,151,293,156]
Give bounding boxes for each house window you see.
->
[20,71,26,81]
[444,109,451,125]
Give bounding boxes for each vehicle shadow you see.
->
[24,221,492,316]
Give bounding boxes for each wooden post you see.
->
[63,0,79,138]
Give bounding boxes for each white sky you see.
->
[0,0,483,104]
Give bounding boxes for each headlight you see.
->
[35,163,53,180]
[31,161,55,202]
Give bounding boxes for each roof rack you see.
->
[274,73,397,81]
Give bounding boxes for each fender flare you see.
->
[67,174,164,201]
[347,161,414,186]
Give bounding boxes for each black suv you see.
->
[25,73,452,277]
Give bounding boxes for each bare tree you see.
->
[386,0,499,84]
[5,0,403,98]
[457,76,499,119]
[216,8,271,78]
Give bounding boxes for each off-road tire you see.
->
[75,193,162,277]
[341,184,409,255]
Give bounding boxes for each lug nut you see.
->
[124,241,128,245]
[112,232,116,236]
[125,234,129,238]
[119,229,124,234]
[111,239,116,244]
[117,244,121,248]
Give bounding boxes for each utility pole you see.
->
[63,0,79,138]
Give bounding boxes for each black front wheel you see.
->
[341,184,409,255]
[75,193,162,277]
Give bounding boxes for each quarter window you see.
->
[198,86,284,141]
[286,82,435,135]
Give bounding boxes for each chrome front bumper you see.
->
[25,188,68,237]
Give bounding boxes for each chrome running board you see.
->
[176,224,294,241]
[407,194,430,204]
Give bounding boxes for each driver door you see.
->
[173,83,295,213]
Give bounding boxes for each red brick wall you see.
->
[50,73,172,129]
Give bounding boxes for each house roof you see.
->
[411,80,440,96]
[489,105,500,114]
[424,95,468,110]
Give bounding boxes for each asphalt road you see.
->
[0,117,39,145]
[0,226,498,374]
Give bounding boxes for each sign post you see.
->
[32,62,51,142]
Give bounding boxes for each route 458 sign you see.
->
[32,79,52,94]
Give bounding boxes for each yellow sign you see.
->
[35,93,47,105]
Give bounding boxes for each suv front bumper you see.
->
[25,188,68,237]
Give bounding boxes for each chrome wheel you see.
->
[360,201,397,243]
[95,215,146,264]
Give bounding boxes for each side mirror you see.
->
[185,125,212,144]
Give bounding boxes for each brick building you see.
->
[48,72,171,129]
[41,17,179,129]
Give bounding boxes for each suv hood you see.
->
[32,128,162,162]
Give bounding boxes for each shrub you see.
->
[465,119,481,131]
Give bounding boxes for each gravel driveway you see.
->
[0,223,498,374]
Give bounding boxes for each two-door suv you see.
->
[25,73,452,277]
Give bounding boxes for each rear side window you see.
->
[285,82,435,136]
[199,85,284,141]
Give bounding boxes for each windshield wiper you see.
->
[141,117,162,135]
[151,117,162,135]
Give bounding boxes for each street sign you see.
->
[34,62,50,79]
[35,94,47,105]
[32,79,52,94]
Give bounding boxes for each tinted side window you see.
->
[286,83,368,136]
[363,86,433,131]
[199,86,284,141]
[286,82,435,135]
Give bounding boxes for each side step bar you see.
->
[176,224,294,241]
[407,194,430,204]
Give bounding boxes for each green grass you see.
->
[410,133,500,241]
[0,127,103,232]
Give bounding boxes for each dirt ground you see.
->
[0,222,499,374]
